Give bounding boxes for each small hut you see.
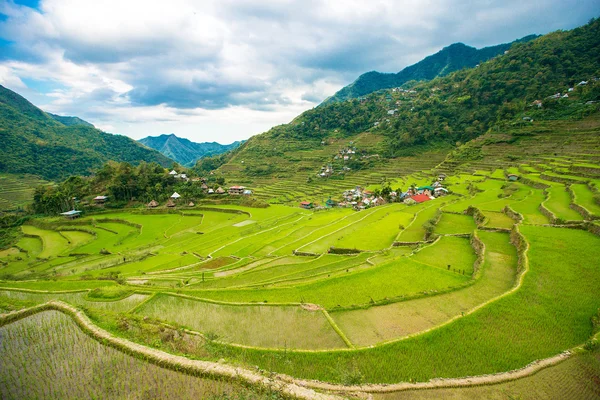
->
[166,199,176,208]
[188,201,195,207]
[507,174,519,182]
[93,195,108,204]
[147,200,159,208]
[60,210,81,219]
[208,188,215,194]
[216,187,226,194]
[171,192,181,199]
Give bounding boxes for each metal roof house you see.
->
[60,210,81,219]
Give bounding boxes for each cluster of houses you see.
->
[538,79,597,104]
[146,185,252,209]
[169,170,188,180]
[300,174,451,211]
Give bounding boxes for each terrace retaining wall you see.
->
[470,232,485,278]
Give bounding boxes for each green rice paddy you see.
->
[2,135,600,395]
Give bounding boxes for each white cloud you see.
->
[0,0,597,143]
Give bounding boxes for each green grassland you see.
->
[434,212,477,234]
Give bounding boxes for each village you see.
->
[59,168,254,218]
[300,173,450,211]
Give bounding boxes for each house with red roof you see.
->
[411,194,431,203]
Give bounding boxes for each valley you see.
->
[0,14,599,400]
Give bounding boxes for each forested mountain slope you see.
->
[211,19,600,182]
[139,134,242,166]
[0,85,172,180]
[321,35,538,105]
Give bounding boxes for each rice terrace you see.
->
[1,5,600,400]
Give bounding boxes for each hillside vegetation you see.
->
[0,85,172,180]
[322,34,538,105]
[211,19,599,185]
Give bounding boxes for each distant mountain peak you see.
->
[138,133,243,167]
[321,35,539,106]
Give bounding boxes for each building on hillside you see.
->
[147,200,159,208]
[93,195,108,204]
[530,100,543,108]
[410,194,431,204]
[207,188,215,194]
[60,210,81,219]
[166,199,176,208]
[228,186,246,195]
[507,174,519,181]
[325,199,337,208]
[171,192,181,199]
[434,187,449,197]
[417,186,435,196]
[243,189,253,195]
[201,183,209,190]
[216,187,226,194]
[188,201,195,207]
[438,173,447,181]
[169,170,178,176]
[299,201,313,209]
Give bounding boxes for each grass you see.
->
[481,211,515,229]
[373,347,600,399]
[396,202,439,242]
[186,256,468,309]
[332,230,517,346]
[411,236,477,275]
[571,183,600,216]
[137,294,347,349]
[435,213,477,235]
[21,225,71,258]
[0,311,283,399]
[0,290,150,313]
[212,226,600,383]
[545,184,584,221]
[307,204,413,252]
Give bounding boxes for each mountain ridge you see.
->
[321,34,539,105]
[47,112,95,128]
[210,20,599,182]
[139,134,243,166]
[0,85,172,180]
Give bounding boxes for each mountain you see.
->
[47,113,94,127]
[0,85,172,180]
[139,134,243,166]
[211,19,600,182]
[321,35,539,105]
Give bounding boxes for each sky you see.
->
[0,1,598,144]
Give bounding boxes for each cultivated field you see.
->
[1,116,600,397]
